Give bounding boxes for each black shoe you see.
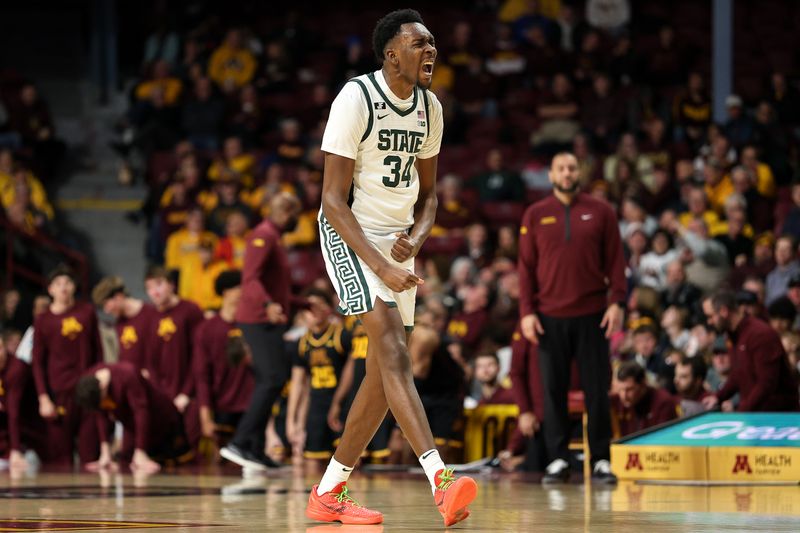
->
[220,444,279,471]
[591,460,618,485]
[542,459,571,484]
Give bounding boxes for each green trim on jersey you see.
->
[349,79,374,142]
[367,72,418,117]
[421,88,430,137]
[319,213,373,315]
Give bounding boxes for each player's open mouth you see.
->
[422,61,434,75]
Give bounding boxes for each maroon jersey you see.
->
[0,356,32,451]
[612,386,679,437]
[92,362,180,451]
[32,301,102,396]
[518,193,626,318]
[508,329,545,421]
[478,384,515,406]
[717,315,800,411]
[116,303,159,370]
[446,309,488,351]
[149,299,204,399]
[193,315,254,413]
[235,218,290,324]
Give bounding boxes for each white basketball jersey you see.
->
[323,71,438,235]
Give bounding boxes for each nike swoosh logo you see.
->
[377,114,389,120]
[421,451,435,460]
[341,467,353,472]
[581,214,592,220]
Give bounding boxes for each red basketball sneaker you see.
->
[306,483,384,525]
[433,468,478,527]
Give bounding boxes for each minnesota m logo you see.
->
[732,454,753,474]
[61,317,84,339]
[625,453,643,471]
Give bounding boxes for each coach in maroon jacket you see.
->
[220,192,300,471]
[702,290,800,412]
[517,152,626,484]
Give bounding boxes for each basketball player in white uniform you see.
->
[305,9,477,527]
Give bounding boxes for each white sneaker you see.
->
[542,458,570,484]
[591,460,618,485]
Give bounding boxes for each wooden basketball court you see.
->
[1,468,799,532]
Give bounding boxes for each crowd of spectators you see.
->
[2,0,800,473]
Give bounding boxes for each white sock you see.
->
[419,449,446,494]
[317,457,354,495]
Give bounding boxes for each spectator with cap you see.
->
[723,94,755,149]
[765,235,800,306]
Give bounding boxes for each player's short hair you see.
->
[372,9,425,62]
[92,276,127,307]
[304,287,334,308]
[550,151,577,167]
[633,323,658,338]
[144,265,176,285]
[708,289,738,312]
[617,361,646,383]
[677,354,707,381]
[214,270,241,296]
[47,263,76,285]
[75,375,101,410]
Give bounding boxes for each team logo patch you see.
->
[417,110,425,119]
[540,216,556,225]
[625,452,644,471]
[732,454,753,474]
[374,102,386,110]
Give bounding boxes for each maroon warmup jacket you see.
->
[32,301,102,396]
[235,218,290,324]
[717,315,799,411]
[91,362,180,451]
[193,315,254,414]
[116,303,159,370]
[518,193,626,318]
[149,299,204,399]
[612,386,679,436]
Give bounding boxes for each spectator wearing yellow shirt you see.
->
[207,136,255,188]
[679,185,719,229]
[180,239,229,311]
[207,29,256,93]
[214,211,250,269]
[703,161,734,214]
[165,207,219,279]
[0,167,54,220]
[740,145,776,198]
[244,162,297,218]
[135,60,182,106]
[283,178,320,249]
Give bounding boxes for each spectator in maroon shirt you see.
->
[518,152,626,484]
[193,270,254,446]
[612,361,679,437]
[92,276,159,372]
[702,290,800,412]
[144,265,205,452]
[75,362,182,474]
[474,352,513,406]
[32,264,102,466]
[674,354,713,417]
[447,283,490,355]
[221,192,300,471]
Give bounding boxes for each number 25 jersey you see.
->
[321,69,443,235]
